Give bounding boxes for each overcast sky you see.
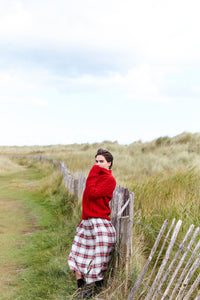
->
[0,0,200,146]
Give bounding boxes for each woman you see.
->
[68,148,116,299]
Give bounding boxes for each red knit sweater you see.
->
[81,165,116,221]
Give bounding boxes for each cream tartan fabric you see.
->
[68,218,116,284]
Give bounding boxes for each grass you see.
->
[0,157,82,300]
[129,168,200,244]
[0,131,200,299]
[0,156,25,174]
[0,198,33,300]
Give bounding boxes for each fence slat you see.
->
[138,218,176,300]
[158,224,195,299]
[171,238,200,300]
[195,293,200,300]
[183,272,200,300]
[117,199,130,217]
[168,226,200,300]
[145,220,182,300]
[127,219,169,300]
[176,255,200,299]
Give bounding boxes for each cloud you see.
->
[52,63,200,104]
[0,69,49,107]
[0,95,48,107]
[1,61,199,110]
[1,0,200,62]
[0,70,34,90]
[1,1,200,109]
[0,45,137,77]
[1,0,200,78]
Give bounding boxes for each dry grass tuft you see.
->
[0,156,25,175]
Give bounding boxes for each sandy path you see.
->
[0,198,32,299]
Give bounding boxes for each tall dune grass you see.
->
[1,132,200,229]
[1,132,200,298]
[1,132,200,228]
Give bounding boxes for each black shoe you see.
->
[94,279,104,294]
[82,285,93,299]
[95,280,104,288]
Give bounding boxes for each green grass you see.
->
[129,168,200,244]
[0,197,33,300]
[0,157,82,300]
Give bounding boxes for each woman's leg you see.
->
[75,271,85,290]
[75,271,82,280]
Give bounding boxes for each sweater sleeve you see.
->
[86,165,116,200]
[86,165,101,185]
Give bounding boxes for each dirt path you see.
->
[0,198,33,299]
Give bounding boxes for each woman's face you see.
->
[95,155,111,170]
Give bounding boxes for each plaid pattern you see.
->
[68,218,116,284]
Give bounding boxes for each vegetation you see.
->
[0,131,200,299]
[0,158,80,299]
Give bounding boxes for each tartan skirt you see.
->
[68,218,116,285]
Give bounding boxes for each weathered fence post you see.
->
[77,173,86,202]
[74,178,79,201]
[110,185,134,269]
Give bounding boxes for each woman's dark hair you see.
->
[95,148,114,169]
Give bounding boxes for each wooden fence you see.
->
[12,154,200,299]
[127,219,200,300]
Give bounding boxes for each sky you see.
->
[0,0,200,146]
